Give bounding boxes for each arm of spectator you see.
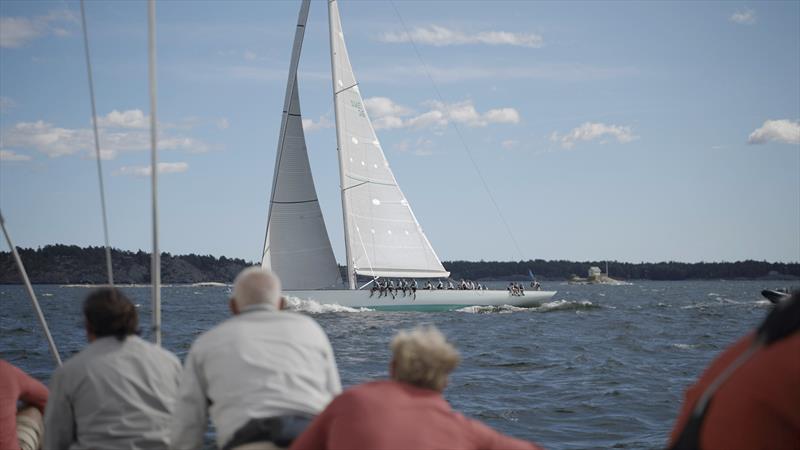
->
[14,365,48,413]
[169,349,208,450]
[324,339,343,396]
[42,368,75,450]
[470,417,544,450]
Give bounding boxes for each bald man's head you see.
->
[231,267,283,312]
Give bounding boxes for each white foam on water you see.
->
[456,300,596,314]
[671,343,698,350]
[285,296,374,313]
[536,299,595,312]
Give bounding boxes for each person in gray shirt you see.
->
[43,288,181,450]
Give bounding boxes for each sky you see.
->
[1,0,798,264]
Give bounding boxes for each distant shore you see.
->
[2,244,798,285]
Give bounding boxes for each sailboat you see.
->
[260,0,556,310]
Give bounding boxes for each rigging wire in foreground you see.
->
[388,1,527,262]
[147,0,162,346]
[0,211,62,367]
[79,0,115,287]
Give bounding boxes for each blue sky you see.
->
[1,1,798,264]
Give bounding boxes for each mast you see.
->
[328,0,355,289]
[262,0,311,267]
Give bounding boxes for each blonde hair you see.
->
[390,325,460,392]
[232,267,282,310]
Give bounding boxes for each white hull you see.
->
[285,289,557,311]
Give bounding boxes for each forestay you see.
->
[262,0,341,290]
[328,0,449,281]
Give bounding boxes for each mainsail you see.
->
[262,0,341,290]
[328,0,450,287]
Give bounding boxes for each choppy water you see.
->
[0,280,779,449]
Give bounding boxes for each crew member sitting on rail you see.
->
[1,360,48,450]
[436,280,444,290]
[425,281,433,290]
[290,325,543,450]
[170,268,341,450]
[44,288,181,450]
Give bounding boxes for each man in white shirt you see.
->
[170,267,342,450]
[44,288,181,450]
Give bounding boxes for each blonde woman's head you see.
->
[390,325,460,392]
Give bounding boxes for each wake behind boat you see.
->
[260,0,556,309]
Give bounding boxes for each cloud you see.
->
[0,110,213,159]
[501,139,518,149]
[365,97,520,130]
[394,137,435,156]
[115,162,189,177]
[0,96,16,113]
[0,150,32,161]
[358,63,638,84]
[0,10,77,48]
[730,9,756,25]
[96,109,149,129]
[551,122,638,149]
[747,119,800,145]
[382,25,543,48]
[243,50,257,61]
[216,118,230,130]
[301,115,333,132]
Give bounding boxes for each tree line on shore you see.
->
[1,244,797,284]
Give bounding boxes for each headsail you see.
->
[328,0,450,286]
[262,0,341,290]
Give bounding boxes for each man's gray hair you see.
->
[390,325,460,392]
[232,267,282,310]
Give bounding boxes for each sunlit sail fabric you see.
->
[328,0,449,280]
[263,0,341,290]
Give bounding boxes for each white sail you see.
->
[262,0,341,290]
[328,0,450,284]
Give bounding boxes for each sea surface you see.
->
[0,280,782,449]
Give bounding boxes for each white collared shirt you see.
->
[43,335,182,450]
[169,304,342,449]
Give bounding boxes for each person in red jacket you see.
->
[0,360,49,450]
[669,291,800,450]
[291,325,543,450]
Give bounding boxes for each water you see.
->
[0,280,776,449]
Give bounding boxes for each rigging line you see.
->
[147,0,162,347]
[80,0,114,287]
[0,211,62,367]
[388,1,526,262]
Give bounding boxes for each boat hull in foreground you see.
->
[285,289,557,311]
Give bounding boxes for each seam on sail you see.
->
[271,199,319,204]
[335,82,359,95]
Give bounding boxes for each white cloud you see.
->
[501,139,518,149]
[551,122,638,149]
[358,63,637,84]
[394,137,435,156]
[0,111,212,159]
[382,25,543,48]
[0,150,32,161]
[0,10,77,48]
[301,115,333,132]
[216,118,230,130]
[747,119,800,145]
[365,97,520,130]
[364,97,413,117]
[115,162,189,177]
[243,50,257,61]
[96,109,149,129]
[0,96,16,113]
[730,9,756,25]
